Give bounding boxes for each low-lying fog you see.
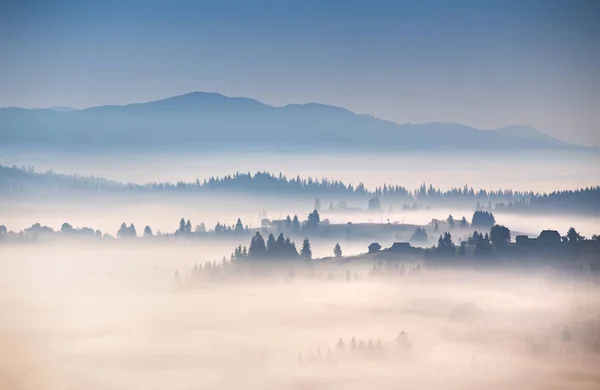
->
[2,244,600,389]
[2,149,599,191]
[2,195,598,241]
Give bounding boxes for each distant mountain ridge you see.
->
[0,91,577,151]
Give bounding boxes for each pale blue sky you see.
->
[1,0,599,145]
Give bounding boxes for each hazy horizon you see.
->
[2,2,600,389]
[2,1,599,146]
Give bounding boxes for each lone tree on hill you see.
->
[301,238,312,260]
[333,243,342,258]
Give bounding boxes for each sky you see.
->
[1,0,599,146]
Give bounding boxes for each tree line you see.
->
[2,165,599,213]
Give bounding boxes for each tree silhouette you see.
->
[306,210,320,230]
[410,227,428,243]
[0,225,6,235]
[117,222,127,238]
[301,238,312,260]
[235,218,244,234]
[368,197,381,211]
[195,223,206,233]
[128,223,137,237]
[490,225,510,248]
[566,227,583,243]
[292,215,300,231]
[314,198,322,211]
[436,232,455,256]
[61,222,73,233]
[447,215,455,229]
[471,231,492,256]
[177,218,186,234]
[248,232,267,258]
[285,215,292,230]
[144,226,153,236]
[460,217,469,228]
[333,243,342,258]
[471,211,496,228]
[185,219,192,234]
[266,233,276,254]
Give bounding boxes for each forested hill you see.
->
[1,165,598,214]
[0,92,578,151]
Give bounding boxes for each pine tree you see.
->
[292,215,300,231]
[235,218,244,234]
[144,225,153,236]
[117,222,127,238]
[306,210,320,230]
[185,219,192,234]
[128,223,137,237]
[314,198,322,211]
[285,215,292,230]
[266,233,276,254]
[178,218,186,234]
[333,243,342,258]
[301,238,312,260]
[447,214,455,229]
[249,232,267,258]
[460,217,469,228]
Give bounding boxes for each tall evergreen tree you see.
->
[333,243,342,258]
[306,210,321,230]
[301,238,312,260]
[177,218,186,234]
[292,215,300,231]
[249,232,267,258]
[266,233,276,254]
[447,214,455,229]
[185,219,192,234]
[144,226,153,236]
[117,222,127,238]
[235,218,244,234]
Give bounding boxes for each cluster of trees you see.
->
[4,165,599,214]
[117,223,137,238]
[410,227,428,243]
[268,214,301,231]
[471,210,496,227]
[232,232,314,260]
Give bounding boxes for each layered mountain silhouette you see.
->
[0,92,575,150]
